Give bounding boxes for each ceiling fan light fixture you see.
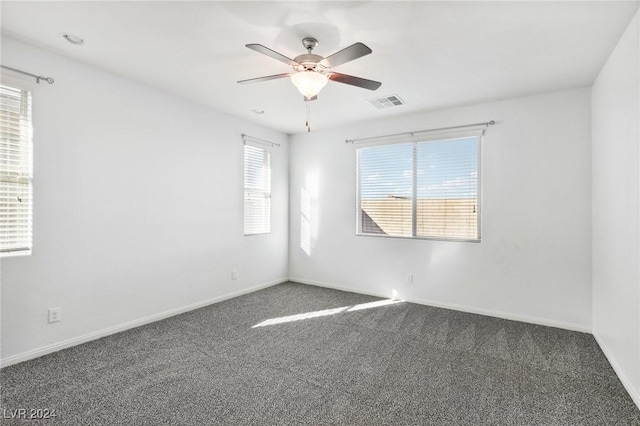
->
[291,71,328,99]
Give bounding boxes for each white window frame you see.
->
[243,141,271,236]
[356,129,482,242]
[0,81,34,256]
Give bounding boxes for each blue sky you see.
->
[359,136,479,200]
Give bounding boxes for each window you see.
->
[0,84,33,255]
[357,132,481,241]
[244,143,271,235]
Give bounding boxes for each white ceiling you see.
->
[2,1,639,134]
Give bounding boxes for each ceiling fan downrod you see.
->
[302,37,318,53]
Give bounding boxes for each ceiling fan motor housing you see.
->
[293,38,326,72]
[293,53,326,72]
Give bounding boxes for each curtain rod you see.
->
[345,120,495,144]
[242,133,280,148]
[1,65,55,84]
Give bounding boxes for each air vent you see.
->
[368,95,405,109]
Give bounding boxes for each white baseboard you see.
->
[593,332,640,411]
[289,277,592,333]
[0,278,287,368]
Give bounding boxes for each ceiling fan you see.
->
[237,37,382,100]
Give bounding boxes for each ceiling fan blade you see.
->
[329,72,381,90]
[237,73,291,84]
[246,44,299,66]
[320,42,372,68]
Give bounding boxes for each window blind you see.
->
[357,134,480,241]
[244,143,271,235]
[0,84,33,254]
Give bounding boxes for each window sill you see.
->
[1,250,32,258]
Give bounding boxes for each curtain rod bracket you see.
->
[36,76,55,84]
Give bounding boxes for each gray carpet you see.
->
[1,282,639,425]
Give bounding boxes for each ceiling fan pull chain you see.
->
[306,103,311,133]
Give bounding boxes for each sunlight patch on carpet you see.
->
[252,299,404,328]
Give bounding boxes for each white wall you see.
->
[592,10,640,407]
[0,37,289,364]
[289,88,592,331]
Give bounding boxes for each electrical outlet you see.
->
[407,273,414,284]
[231,269,238,280]
[48,307,61,323]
